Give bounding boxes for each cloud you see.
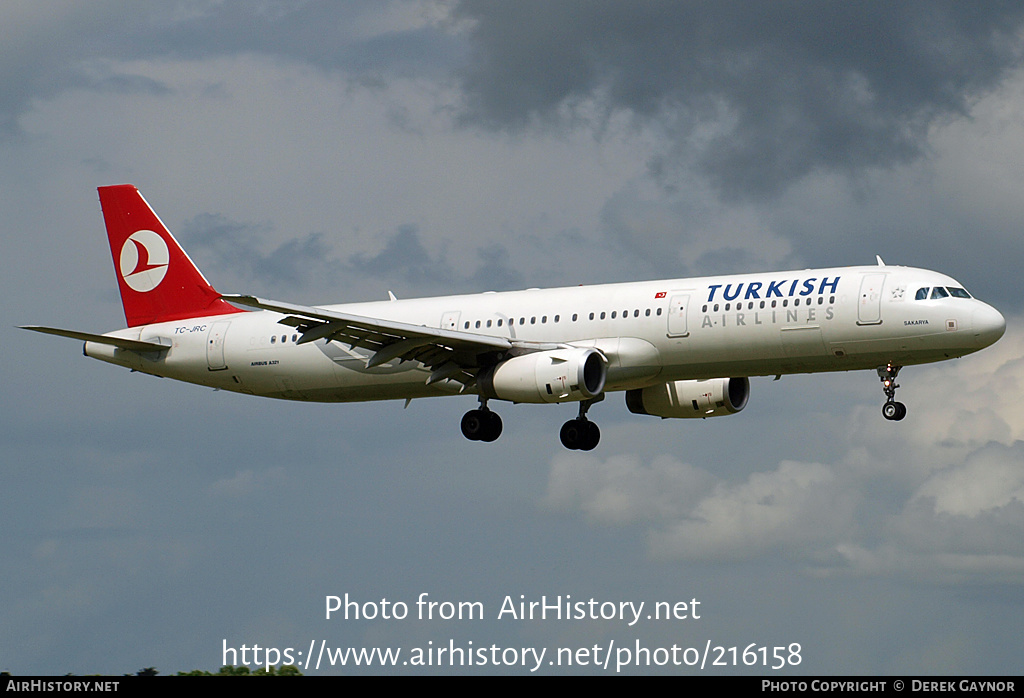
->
[545,453,715,524]
[180,211,523,298]
[912,444,1024,517]
[0,0,459,137]
[649,460,854,561]
[597,179,793,277]
[545,320,1024,579]
[453,1,1024,198]
[349,224,460,290]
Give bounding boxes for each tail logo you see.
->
[119,230,169,292]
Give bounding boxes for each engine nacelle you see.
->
[479,348,607,404]
[625,377,749,418]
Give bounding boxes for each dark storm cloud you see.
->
[349,224,458,290]
[351,229,523,293]
[180,213,331,290]
[181,214,523,298]
[453,0,1024,197]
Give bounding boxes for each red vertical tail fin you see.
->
[98,185,244,327]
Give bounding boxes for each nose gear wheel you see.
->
[877,364,906,421]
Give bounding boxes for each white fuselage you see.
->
[85,264,1005,404]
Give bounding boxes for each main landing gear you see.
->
[460,395,605,450]
[461,398,502,442]
[877,363,907,421]
[559,395,603,451]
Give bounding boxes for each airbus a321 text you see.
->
[24,186,1006,450]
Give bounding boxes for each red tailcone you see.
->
[98,185,244,327]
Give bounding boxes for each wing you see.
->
[222,294,532,388]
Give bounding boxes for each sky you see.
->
[3,0,1024,676]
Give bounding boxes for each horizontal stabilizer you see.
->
[20,326,170,352]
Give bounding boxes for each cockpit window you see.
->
[918,286,971,300]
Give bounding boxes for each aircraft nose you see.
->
[972,303,1006,348]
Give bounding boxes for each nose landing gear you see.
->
[877,364,907,421]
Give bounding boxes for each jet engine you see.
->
[625,377,749,418]
[479,348,606,404]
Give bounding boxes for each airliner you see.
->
[24,185,1006,450]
